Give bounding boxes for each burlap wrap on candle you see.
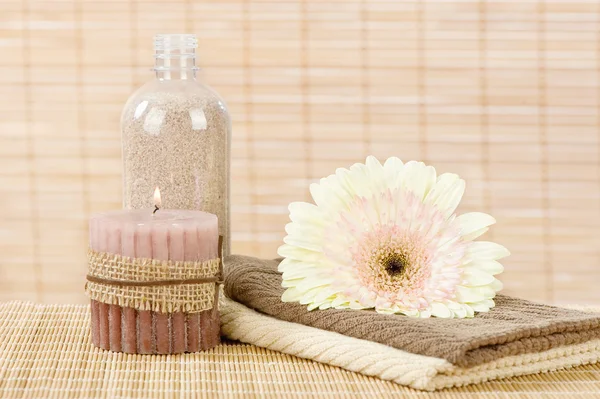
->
[85,249,221,313]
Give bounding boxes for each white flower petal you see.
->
[484,299,496,308]
[277,244,322,262]
[462,268,496,286]
[431,302,453,318]
[455,285,496,303]
[383,157,404,190]
[375,296,392,310]
[463,304,475,318]
[312,176,354,213]
[314,287,340,303]
[467,241,511,261]
[346,162,372,198]
[336,169,368,200]
[309,183,324,208]
[277,257,301,272]
[299,287,323,305]
[281,278,302,288]
[331,295,350,308]
[445,300,463,310]
[281,288,303,302]
[401,161,437,200]
[358,287,376,307]
[461,228,489,242]
[375,307,397,315]
[424,173,465,219]
[365,155,387,193]
[451,306,468,319]
[349,300,368,310]
[295,276,334,293]
[464,260,504,275]
[283,234,323,252]
[334,168,354,197]
[281,265,319,280]
[365,155,382,168]
[490,278,503,292]
[469,301,492,312]
[456,212,496,240]
[288,202,326,225]
[400,308,420,317]
[455,285,484,303]
[285,222,325,244]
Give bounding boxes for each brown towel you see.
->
[224,255,600,368]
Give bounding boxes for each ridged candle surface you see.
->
[88,209,220,354]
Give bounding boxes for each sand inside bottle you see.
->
[122,91,230,254]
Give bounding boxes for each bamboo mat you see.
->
[1,0,600,306]
[1,302,600,399]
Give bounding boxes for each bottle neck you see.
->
[153,44,198,81]
[155,69,197,81]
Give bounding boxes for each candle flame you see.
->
[154,187,162,208]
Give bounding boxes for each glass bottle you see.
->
[121,34,231,254]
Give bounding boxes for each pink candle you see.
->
[88,196,220,354]
[90,209,219,263]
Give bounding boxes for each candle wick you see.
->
[153,205,160,214]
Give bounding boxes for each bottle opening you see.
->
[153,34,198,75]
[154,34,198,52]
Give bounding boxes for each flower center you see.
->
[382,252,408,277]
[348,223,432,301]
[329,188,471,312]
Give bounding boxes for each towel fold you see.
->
[220,296,600,391]
[224,255,600,368]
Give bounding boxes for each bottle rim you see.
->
[152,66,200,72]
[154,34,198,51]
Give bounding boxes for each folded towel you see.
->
[224,255,600,368]
[220,296,600,391]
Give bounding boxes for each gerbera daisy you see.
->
[277,156,509,318]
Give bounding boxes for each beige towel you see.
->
[220,297,600,391]
[224,255,600,367]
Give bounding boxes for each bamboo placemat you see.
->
[0,302,599,399]
[1,0,600,307]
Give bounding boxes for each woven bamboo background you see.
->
[0,0,599,305]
